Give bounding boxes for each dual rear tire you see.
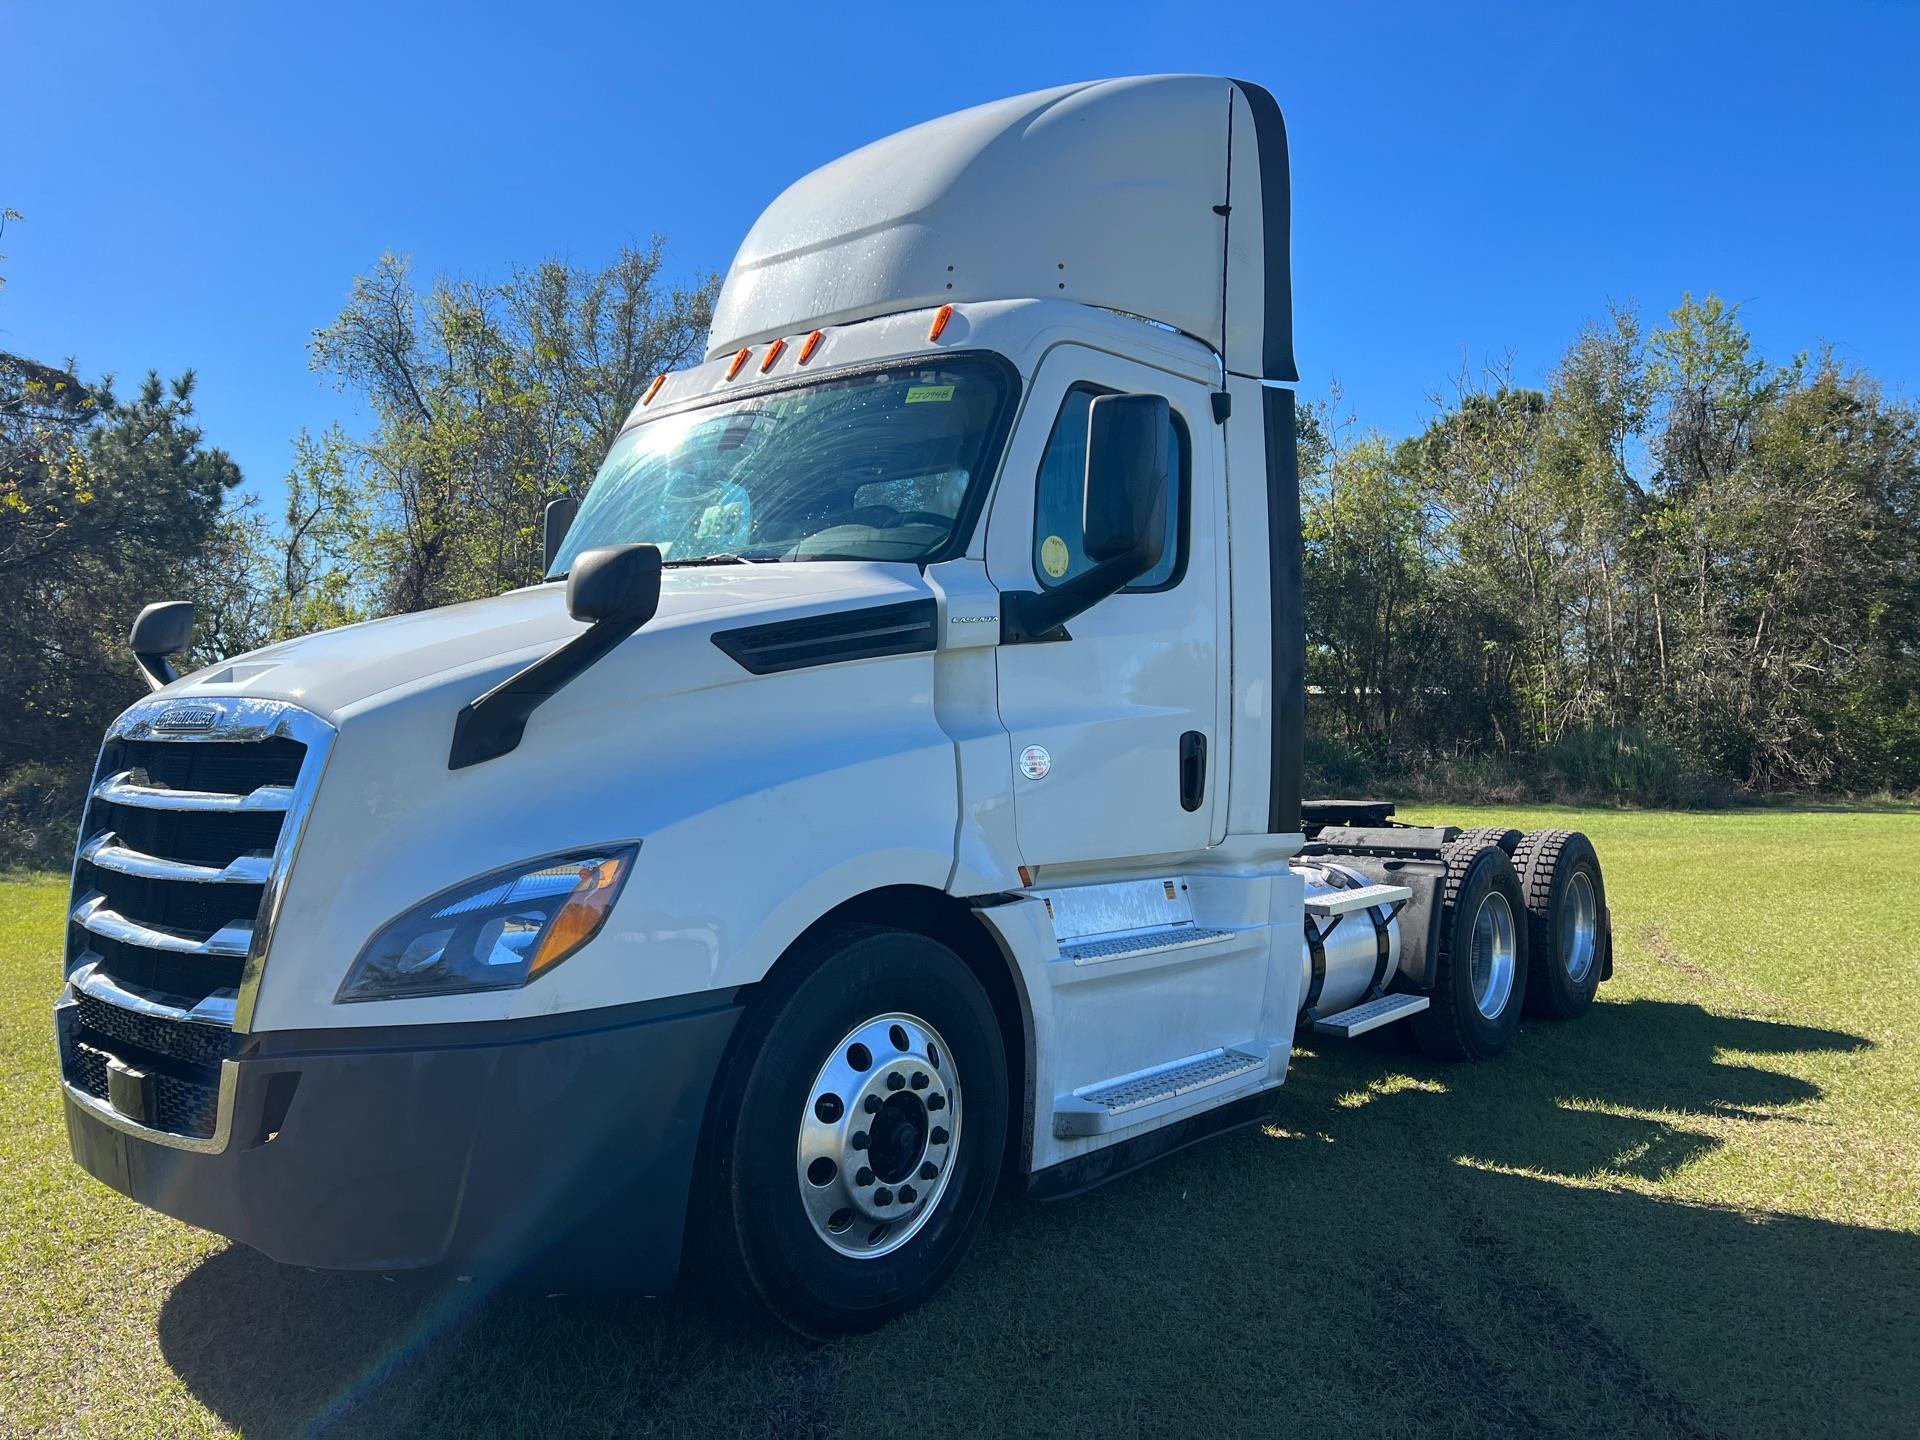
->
[1412,841,1530,1061]
[1512,829,1608,1020]
[1411,828,1609,1061]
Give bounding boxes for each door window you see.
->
[1031,384,1188,591]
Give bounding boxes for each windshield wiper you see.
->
[660,552,776,568]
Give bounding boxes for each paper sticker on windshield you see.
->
[1040,534,1071,578]
[905,384,954,404]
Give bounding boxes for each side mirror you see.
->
[128,601,195,692]
[450,543,663,769]
[542,497,578,574]
[566,544,662,626]
[1082,393,1170,570]
[999,393,1172,645]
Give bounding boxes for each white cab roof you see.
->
[708,75,1296,383]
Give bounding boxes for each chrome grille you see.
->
[59,696,334,1149]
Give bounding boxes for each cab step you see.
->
[1058,923,1234,966]
[1304,883,1413,918]
[1311,992,1429,1038]
[1052,1046,1267,1138]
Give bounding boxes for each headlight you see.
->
[337,846,637,1002]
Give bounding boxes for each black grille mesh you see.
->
[64,1035,220,1140]
[73,994,235,1068]
[113,737,305,794]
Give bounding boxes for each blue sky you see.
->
[6,1,1917,513]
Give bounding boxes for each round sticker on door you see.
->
[1019,745,1051,780]
[1040,534,1071,578]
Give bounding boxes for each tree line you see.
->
[1300,296,1919,803]
[2,228,1915,864]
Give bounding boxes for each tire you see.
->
[1512,829,1607,1020]
[1451,825,1522,854]
[699,925,1008,1337]
[1411,842,1530,1061]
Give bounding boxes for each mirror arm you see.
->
[133,652,179,693]
[999,555,1144,644]
[448,614,642,770]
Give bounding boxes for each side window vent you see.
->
[712,599,939,675]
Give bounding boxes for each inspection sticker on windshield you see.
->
[905,384,954,403]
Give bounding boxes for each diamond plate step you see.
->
[1304,883,1413,919]
[1059,924,1234,966]
[1311,992,1429,1038]
[1053,1047,1267,1137]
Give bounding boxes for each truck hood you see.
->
[165,562,932,719]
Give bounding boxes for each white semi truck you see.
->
[57,75,1611,1336]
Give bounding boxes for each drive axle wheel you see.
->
[1412,841,1529,1061]
[1512,829,1607,1019]
[700,925,1007,1337]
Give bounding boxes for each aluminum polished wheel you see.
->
[1469,890,1518,1019]
[797,1012,960,1259]
[1561,870,1599,983]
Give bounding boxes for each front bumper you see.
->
[61,992,740,1292]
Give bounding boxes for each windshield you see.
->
[548,357,1013,575]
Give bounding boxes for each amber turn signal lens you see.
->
[928,304,953,341]
[759,337,786,373]
[528,857,630,979]
[642,374,666,405]
[725,348,751,380]
[797,329,824,364]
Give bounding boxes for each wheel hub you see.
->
[1469,890,1518,1019]
[797,1013,960,1258]
[1561,870,1598,983]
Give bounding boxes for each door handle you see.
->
[1180,731,1207,812]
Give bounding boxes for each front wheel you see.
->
[698,925,1008,1337]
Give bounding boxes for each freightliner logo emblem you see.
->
[154,705,219,732]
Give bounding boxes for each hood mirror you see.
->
[129,600,196,692]
[451,544,664,769]
[567,544,662,626]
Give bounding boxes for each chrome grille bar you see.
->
[91,771,295,812]
[79,831,273,885]
[68,957,237,1028]
[71,891,254,957]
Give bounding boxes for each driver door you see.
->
[984,346,1226,869]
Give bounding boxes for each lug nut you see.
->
[919,1161,938,1181]
[930,1126,949,1145]
[898,1184,917,1204]
[856,1166,874,1186]
[874,1186,894,1206]
[886,1071,905,1091]
[852,1131,869,1150]
[863,1094,882,1113]
[910,1071,929,1090]
[926,1093,945,1111]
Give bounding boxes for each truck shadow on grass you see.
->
[156,998,1916,1439]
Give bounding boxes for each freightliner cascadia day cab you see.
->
[57,75,1612,1335]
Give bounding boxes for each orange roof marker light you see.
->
[641,373,666,406]
[797,329,825,365]
[725,347,752,380]
[928,304,954,342]
[759,337,786,373]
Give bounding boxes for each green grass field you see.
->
[4,806,1917,1438]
